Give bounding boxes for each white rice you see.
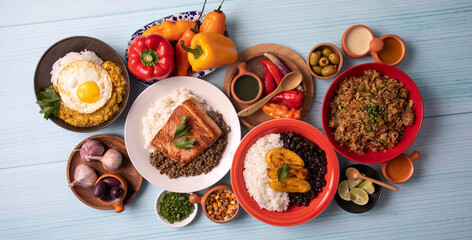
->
[243,134,289,212]
[142,88,207,152]
[50,50,103,85]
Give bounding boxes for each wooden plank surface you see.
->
[1,0,471,239]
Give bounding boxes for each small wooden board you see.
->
[67,134,143,210]
[223,43,314,129]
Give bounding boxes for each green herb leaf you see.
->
[277,163,291,181]
[173,136,195,151]
[36,87,61,120]
[173,115,191,141]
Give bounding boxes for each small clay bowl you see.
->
[94,173,128,213]
[341,25,406,66]
[189,184,240,223]
[231,62,263,104]
[335,164,383,214]
[306,43,343,79]
[381,151,421,184]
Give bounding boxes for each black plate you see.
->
[335,164,383,213]
[34,36,130,132]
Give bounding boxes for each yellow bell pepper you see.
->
[180,32,238,71]
[142,20,196,41]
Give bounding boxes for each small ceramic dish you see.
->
[189,184,240,223]
[94,173,128,213]
[67,134,143,210]
[306,43,343,79]
[231,62,263,104]
[34,36,130,132]
[335,164,383,214]
[381,151,421,183]
[155,190,198,228]
[341,25,406,66]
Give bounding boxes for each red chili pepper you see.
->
[260,59,283,85]
[271,89,304,109]
[263,68,276,95]
[127,34,175,82]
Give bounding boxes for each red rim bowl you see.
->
[231,119,339,226]
[321,63,423,164]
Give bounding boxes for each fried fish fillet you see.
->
[150,97,222,165]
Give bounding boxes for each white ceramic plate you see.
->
[124,76,241,192]
[155,190,198,228]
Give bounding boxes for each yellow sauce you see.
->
[345,27,373,55]
[378,37,404,64]
[386,156,413,182]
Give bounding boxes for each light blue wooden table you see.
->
[1,0,471,239]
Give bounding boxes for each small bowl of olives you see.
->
[306,43,343,79]
[92,173,128,213]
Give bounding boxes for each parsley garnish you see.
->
[277,163,290,181]
[172,115,195,150]
[36,87,61,120]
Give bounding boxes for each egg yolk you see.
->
[77,81,100,103]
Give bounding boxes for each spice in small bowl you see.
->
[306,43,343,79]
[189,184,240,223]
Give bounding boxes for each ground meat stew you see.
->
[150,111,230,178]
[329,70,415,154]
[281,132,327,207]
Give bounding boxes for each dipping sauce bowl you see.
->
[231,62,263,104]
[381,151,421,183]
[94,173,128,213]
[341,25,406,66]
[189,184,240,223]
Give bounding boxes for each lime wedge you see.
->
[359,180,375,194]
[337,180,351,201]
[350,188,369,206]
[347,178,363,189]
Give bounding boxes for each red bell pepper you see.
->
[271,89,304,109]
[260,59,283,85]
[127,34,175,82]
[263,68,276,95]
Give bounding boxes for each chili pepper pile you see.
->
[127,0,238,82]
[258,54,305,120]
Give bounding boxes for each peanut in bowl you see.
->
[189,184,240,223]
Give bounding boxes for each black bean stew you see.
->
[281,132,327,207]
[150,111,230,179]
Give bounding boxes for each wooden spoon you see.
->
[237,71,303,117]
[346,167,399,191]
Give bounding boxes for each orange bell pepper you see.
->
[199,0,226,34]
[176,28,198,76]
[142,20,196,41]
[262,103,301,119]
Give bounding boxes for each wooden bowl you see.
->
[223,43,314,130]
[94,173,128,213]
[189,184,240,223]
[34,36,130,132]
[67,134,143,210]
[306,43,343,79]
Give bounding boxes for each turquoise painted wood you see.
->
[1,0,471,239]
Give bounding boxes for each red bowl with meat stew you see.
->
[321,63,423,164]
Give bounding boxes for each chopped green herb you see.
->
[158,192,194,224]
[366,126,372,131]
[381,140,388,145]
[277,163,290,181]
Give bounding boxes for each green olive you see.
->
[312,65,322,75]
[328,53,340,64]
[319,57,329,67]
[322,47,334,57]
[321,65,335,76]
[309,51,321,66]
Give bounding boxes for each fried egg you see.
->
[57,60,112,114]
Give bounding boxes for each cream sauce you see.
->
[345,27,372,55]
